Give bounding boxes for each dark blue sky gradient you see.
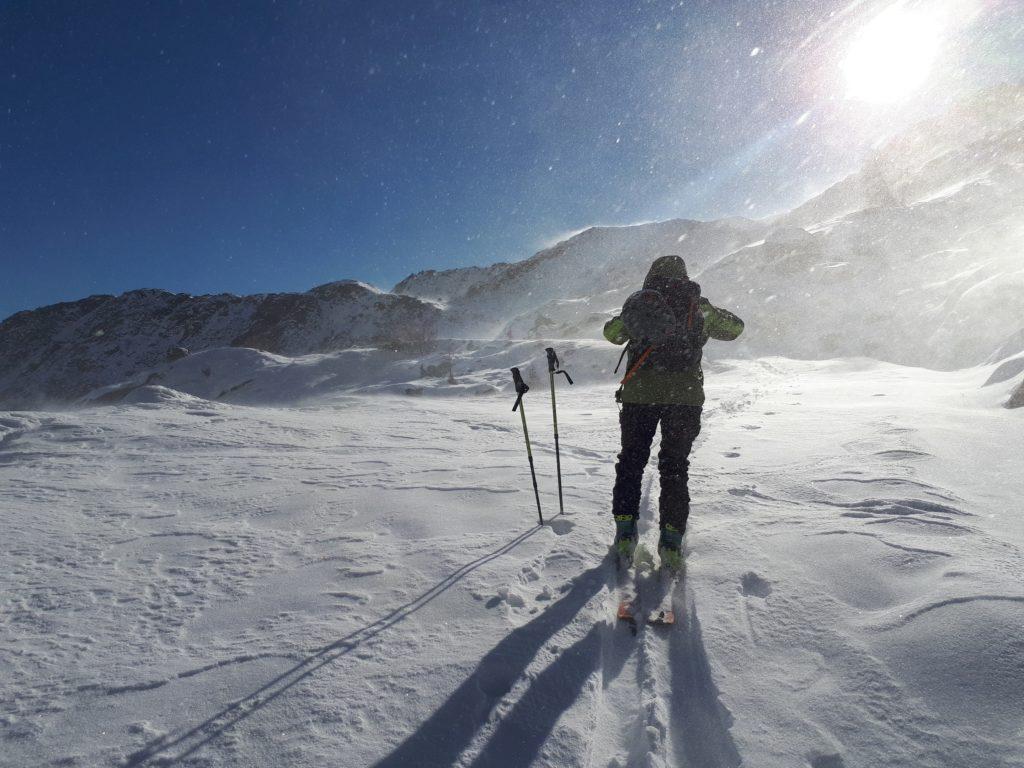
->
[2,0,1020,320]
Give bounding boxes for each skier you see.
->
[603,255,744,570]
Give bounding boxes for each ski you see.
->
[646,563,683,626]
[615,554,639,631]
[614,543,653,632]
[647,606,675,626]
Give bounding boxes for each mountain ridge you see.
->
[3,84,1023,407]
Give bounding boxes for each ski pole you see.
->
[511,367,543,526]
[544,347,573,515]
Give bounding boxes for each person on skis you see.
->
[603,255,744,570]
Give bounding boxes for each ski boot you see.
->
[658,524,684,572]
[613,515,638,564]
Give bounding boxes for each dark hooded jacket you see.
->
[603,255,744,405]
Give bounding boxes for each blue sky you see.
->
[2,0,1021,320]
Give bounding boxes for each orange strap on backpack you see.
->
[619,346,653,387]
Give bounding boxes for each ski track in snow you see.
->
[1,359,1023,767]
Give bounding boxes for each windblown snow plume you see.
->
[2,86,1023,407]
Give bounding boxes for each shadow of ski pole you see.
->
[125,525,545,767]
[370,557,612,768]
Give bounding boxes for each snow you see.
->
[3,357,1022,767]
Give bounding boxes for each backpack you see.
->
[619,279,704,377]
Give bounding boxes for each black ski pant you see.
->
[611,403,702,532]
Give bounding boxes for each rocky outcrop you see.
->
[1008,380,1024,409]
[0,281,439,408]
[394,264,511,305]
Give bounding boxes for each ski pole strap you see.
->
[544,347,574,385]
[619,346,653,387]
[511,367,529,412]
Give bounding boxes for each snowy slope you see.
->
[0,282,440,409]
[76,339,624,406]
[394,263,512,305]
[696,86,1024,370]
[429,218,766,341]
[2,358,1022,767]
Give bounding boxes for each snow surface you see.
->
[3,357,1023,767]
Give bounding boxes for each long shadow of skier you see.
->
[464,622,605,768]
[669,584,742,768]
[371,555,618,768]
[125,525,546,767]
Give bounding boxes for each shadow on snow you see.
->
[371,556,615,768]
[126,520,741,768]
[124,524,546,767]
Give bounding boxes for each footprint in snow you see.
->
[337,566,385,578]
[810,754,845,768]
[723,451,741,458]
[740,572,772,598]
[548,518,575,535]
[326,591,371,606]
[495,586,526,608]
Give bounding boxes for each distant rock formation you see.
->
[394,263,511,305]
[0,281,439,408]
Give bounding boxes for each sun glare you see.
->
[842,3,942,104]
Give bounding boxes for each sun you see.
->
[842,3,942,104]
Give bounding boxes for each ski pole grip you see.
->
[511,367,529,411]
[546,346,573,385]
[545,347,558,373]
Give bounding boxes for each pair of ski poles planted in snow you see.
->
[510,348,573,526]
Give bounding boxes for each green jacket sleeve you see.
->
[603,316,629,345]
[700,298,744,341]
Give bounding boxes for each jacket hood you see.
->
[643,255,688,289]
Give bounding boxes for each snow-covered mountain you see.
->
[3,85,1023,407]
[388,86,1024,372]
[400,218,767,341]
[708,85,1024,369]
[0,281,439,408]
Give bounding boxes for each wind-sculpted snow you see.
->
[2,359,1022,766]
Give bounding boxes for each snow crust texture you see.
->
[2,359,1022,767]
